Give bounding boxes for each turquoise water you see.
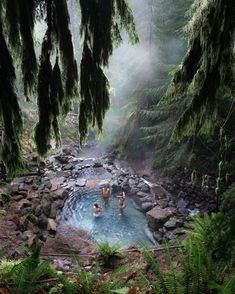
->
[61,189,156,248]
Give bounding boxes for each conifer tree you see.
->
[0,0,138,175]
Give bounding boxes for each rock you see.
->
[25,177,34,185]
[173,227,185,235]
[93,162,102,168]
[62,148,71,155]
[153,232,163,242]
[50,201,63,218]
[109,180,119,192]
[121,180,130,192]
[52,189,69,200]
[165,231,174,240]
[130,187,139,194]
[48,218,57,234]
[12,194,24,201]
[146,206,174,230]
[141,202,153,212]
[19,232,28,241]
[35,205,43,216]
[75,179,87,187]
[42,200,51,217]
[164,217,178,229]
[10,184,20,195]
[24,230,38,248]
[177,199,188,213]
[58,171,70,178]
[18,216,29,231]
[158,199,168,209]
[18,191,28,197]
[15,199,32,212]
[137,182,150,193]
[151,184,170,199]
[44,181,52,190]
[37,214,48,230]
[136,191,150,198]
[63,163,74,170]
[54,154,68,164]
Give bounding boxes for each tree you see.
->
[0,0,138,176]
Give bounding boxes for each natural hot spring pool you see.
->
[60,188,156,248]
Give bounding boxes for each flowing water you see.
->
[59,157,156,248]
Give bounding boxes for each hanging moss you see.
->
[79,0,138,143]
[0,0,138,175]
[164,0,235,140]
[0,6,27,176]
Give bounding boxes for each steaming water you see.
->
[60,188,156,248]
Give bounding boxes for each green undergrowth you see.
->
[0,186,234,293]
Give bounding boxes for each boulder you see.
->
[146,206,174,230]
[141,202,153,212]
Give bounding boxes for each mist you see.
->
[99,0,188,149]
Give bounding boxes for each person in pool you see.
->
[117,191,126,215]
[93,203,102,217]
[102,185,110,204]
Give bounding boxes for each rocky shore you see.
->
[0,145,216,265]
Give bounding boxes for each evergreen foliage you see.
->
[0,0,138,175]
[166,0,235,139]
[79,0,138,144]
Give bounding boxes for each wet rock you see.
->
[137,182,150,193]
[141,202,153,212]
[121,180,130,191]
[63,163,74,170]
[75,179,87,187]
[109,180,119,192]
[130,187,139,194]
[93,162,102,168]
[58,171,70,178]
[136,191,150,198]
[146,206,174,230]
